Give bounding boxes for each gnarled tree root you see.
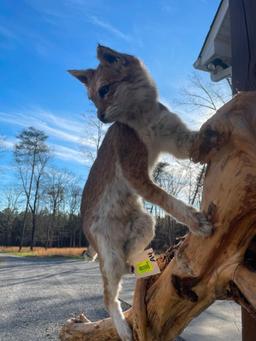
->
[60,92,256,341]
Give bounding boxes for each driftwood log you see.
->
[60,92,256,341]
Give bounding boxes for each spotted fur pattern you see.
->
[69,45,212,341]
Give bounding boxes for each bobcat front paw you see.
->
[190,212,213,237]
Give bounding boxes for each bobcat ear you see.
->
[97,44,129,66]
[68,69,95,86]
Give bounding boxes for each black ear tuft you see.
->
[97,45,131,66]
[97,45,121,65]
[102,53,119,64]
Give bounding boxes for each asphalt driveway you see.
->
[0,253,241,341]
[0,254,134,340]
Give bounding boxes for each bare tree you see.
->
[43,168,68,248]
[149,160,203,251]
[149,162,189,217]
[42,170,82,248]
[171,160,205,207]
[66,179,82,247]
[0,188,21,246]
[81,113,106,163]
[174,72,232,205]
[4,187,22,210]
[150,160,199,215]
[14,127,50,250]
[177,72,232,113]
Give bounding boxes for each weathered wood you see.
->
[230,2,256,338]
[60,92,256,341]
[59,313,131,340]
[234,265,256,309]
[242,309,256,341]
[230,0,256,92]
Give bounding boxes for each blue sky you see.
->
[0,0,221,198]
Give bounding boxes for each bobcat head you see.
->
[69,45,157,124]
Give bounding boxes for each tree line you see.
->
[0,127,87,250]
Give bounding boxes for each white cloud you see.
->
[3,139,15,150]
[2,136,91,166]
[0,108,100,166]
[0,109,95,148]
[50,143,90,166]
[89,15,131,42]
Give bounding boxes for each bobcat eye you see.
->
[98,85,110,98]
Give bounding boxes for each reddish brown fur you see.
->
[81,122,149,251]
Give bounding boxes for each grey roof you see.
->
[194,0,232,82]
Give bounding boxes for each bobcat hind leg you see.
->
[98,240,133,341]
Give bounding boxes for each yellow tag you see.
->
[133,248,161,279]
[136,260,154,274]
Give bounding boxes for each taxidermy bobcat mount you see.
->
[69,45,213,341]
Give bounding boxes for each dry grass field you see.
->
[0,246,86,258]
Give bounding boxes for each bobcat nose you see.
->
[97,110,108,123]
